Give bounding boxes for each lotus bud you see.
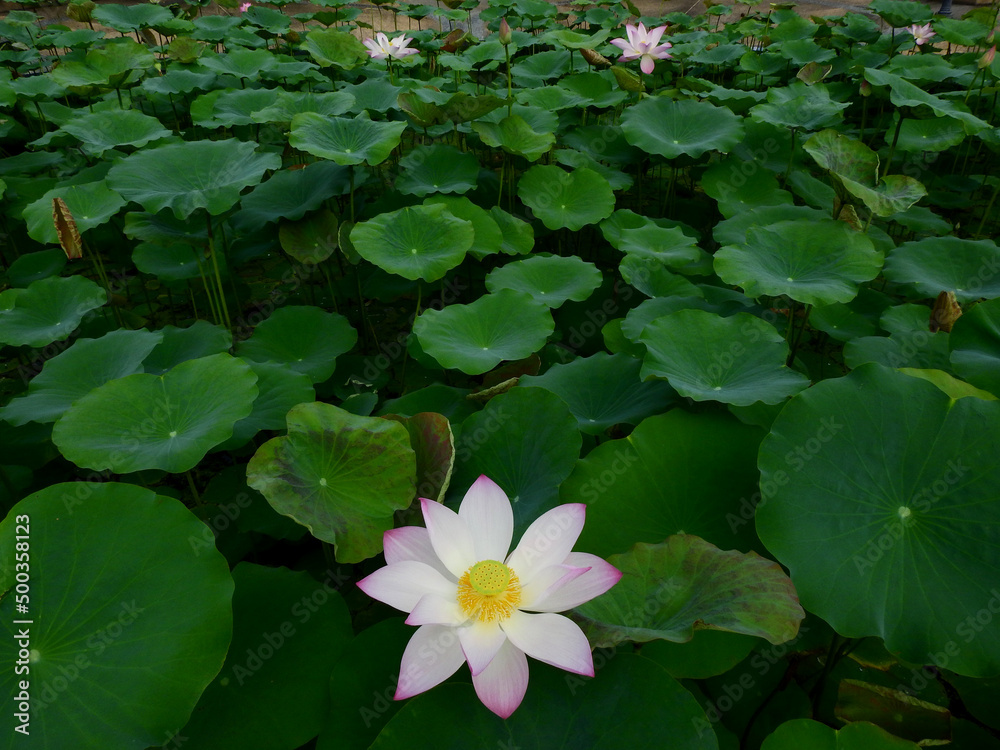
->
[499,17,512,46]
[581,47,612,68]
[859,79,871,97]
[979,45,996,69]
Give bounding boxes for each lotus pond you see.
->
[1,0,1000,747]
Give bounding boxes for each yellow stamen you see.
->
[457,560,521,623]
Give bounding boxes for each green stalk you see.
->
[206,214,231,330]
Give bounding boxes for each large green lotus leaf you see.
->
[198,48,276,79]
[395,144,479,197]
[107,139,280,219]
[620,256,705,299]
[52,354,258,473]
[177,564,352,750]
[194,88,280,128]
[617,224,704,268]
[0,483,233,750]
[239,162,350,229]
[485,254,601,309]
[554,148,633,191]
[844,304,952,371]
[750,82,849,130]
[133,240,217,282]
[396,91,446,129]
[422,196,503,261]
[278,210,339,265]
[521,352,677,434]
[446,387,581,539]
[246,402,416,562]
[24,180,127,244]
[0,275,106,348]
[640,311,809,406]
[885,53,960,84]
[92,2,174,31]
[573,536,804,648]
[382,412,454,503]
[413,290,554,375]
[471,113,555,161]
[566,410,765,556]
[864,68,990,134]
[761,719,921,750]
[950,298,1000,396]
[0,329,163,426]
[339,79,400,114]
[621,297,737,345]
[222,361,316,450]
[441,92,505,124]
[715,219,883,305]
[933,17,991,46]
[59,109,171,156]
[301,28,366,68]
[802,129,927,217]
[713,204,829,246]
[622,97,744,159]
[236,306,357,384]
[756,364,1000,677]
[6,249,66,287]
[143,320,232,374]
[701,157,794,218]
[884,236,1000,303]
[251,91,355,124]
[868,0,933,26]
[350,204,473,281]
[367,655,715,750]
[517,165,615,231]
[290,112,406,166]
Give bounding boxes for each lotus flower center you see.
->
[457,559,521,623]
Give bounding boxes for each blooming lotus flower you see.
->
[238,1,250,11]
[907,23,935,46]
[610,22,672,75]
[363,32,419,61]
[358,475,622,718]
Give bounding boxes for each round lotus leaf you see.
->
[236,306,357,384]
[521,352,675,433]
[6,249,66,287]
[517,165,615,231]
[869,0,933,27]
[395,144,479,196]
[762,719,922,750]
[621,97,745,159]
[756,364,1000,677]
[198,47,276,79]
[193,88,280,128]
[864,69,989,135]
[60,109,171,156]
[350,203,473,282]
[750,82,849,131]
[177,564,352,750]
[246,402,416,562]
[290,111,406,166]
[23,181,128,245]
[617,224,705,269]
[0,482,233,750]
[490,206,534,255]
[472,113,556,162]
[413,289,554,375]
[0,329,163,426]
[0,275,106,348]
[251,91,355,124]
[485,254,602,309]
[278,210,339,265]
[640,310,809,406]
[107,139,281,219]
[885,236,1000,303]
[142,320,233,375]
[301,27,366,68]
[239,162,350,230]
[896,116,966,152]
[92,2,174,30]
[367,656,714,750]
[338,79,400,114]
[221,361,316,450]
[714,219,883,305]
[566,408,764,556]
[950,298,1000,396]
[133,240,228,283]
[52,353,258,473]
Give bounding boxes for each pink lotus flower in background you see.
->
[357,475,622,718]
[907,23,935,46]
[363,32,419,60]
[610,22,673,74]
[238,2,250,12]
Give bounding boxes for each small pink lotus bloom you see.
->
[363,32,419,60]
[979,44,996,69]
[238,2,250,12]
[357,475,622,718]
[907,23,935,46]
[610,22,672,75]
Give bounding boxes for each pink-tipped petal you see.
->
[357,560,455,613]
[624,23,639,47]
[395,624,466,700]
[384,526,453,579]
[421,497,477,578]
[518,563,591,611]
[458,620,507,675]
[471,639,529,718]
[523,553,622,612]
[645,24,666,47]
[640,55,655,75]
[609,38,629,52]
[459,475,514,562]
[501,611,594,676]
[406,593,467,627]
[505,504,585,583]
